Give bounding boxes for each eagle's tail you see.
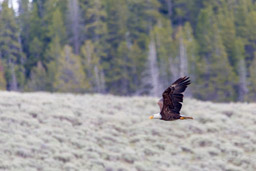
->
[180,116,193,120]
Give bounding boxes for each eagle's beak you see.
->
[149,116,154,119]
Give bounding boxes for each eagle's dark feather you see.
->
[160,76,190,121]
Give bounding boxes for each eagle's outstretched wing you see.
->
[160,76,190,120]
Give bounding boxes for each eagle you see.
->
[149,76,193,121]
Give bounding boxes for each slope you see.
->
[0,92,255,171]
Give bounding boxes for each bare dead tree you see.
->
[67,0,80,54]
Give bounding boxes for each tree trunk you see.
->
[238,58,248,101]
[94,0,101,42]
[169,56,179,82]
[148,38,161,96]
[179,37,188,77]
[99,70,106,93]
[68,0,80,54]
[93,65,106,93]
[10,62,18,91]
[94,65,101,92]
[165,0,172,19]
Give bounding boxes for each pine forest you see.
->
[1,0,256,102]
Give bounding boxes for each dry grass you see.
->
[0,92,255,171]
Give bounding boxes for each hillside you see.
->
[2,0,256,102]
[0,92,255,171]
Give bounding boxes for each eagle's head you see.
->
[149,113,162,119]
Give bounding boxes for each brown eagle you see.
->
[149,76,193,121]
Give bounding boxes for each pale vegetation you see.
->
[0,92,255,171]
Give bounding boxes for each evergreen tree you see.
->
[0,0,25,90]
[173,22,197,96]
[104,0,129,93]
[18,0,30,56]
[160,0,203,28]
[24,1,46,76]
[114,40,145,95]
[26,61,47,91]
[244,10,256,62]
[44,36,61,91]
[217,4,248,101]
[54,45,89,92]
[81,0,107,43]
[46,7,66,47]
[80,40,105,93]
[104,0,161,94]
[182,23,197,80]
[33,0,47,18]
[195,7,237,101]
[150,19,173,90]
[0,60,6,90]
[44,6,67,90]
[248,53,256,101]
[0,0,255,102]
[234,0,253,38]
[128,42,145,95]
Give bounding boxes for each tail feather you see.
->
[184,116,193,119]
[180,116,193,120]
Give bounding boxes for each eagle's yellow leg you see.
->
[180,116,193,120]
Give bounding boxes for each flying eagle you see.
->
[149,76,193,121]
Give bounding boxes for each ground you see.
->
[0,92,255,171]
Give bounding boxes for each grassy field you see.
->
[0,92,255,171]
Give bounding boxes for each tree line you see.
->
[0,0,256,102]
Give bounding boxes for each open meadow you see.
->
[0,92,255,171]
